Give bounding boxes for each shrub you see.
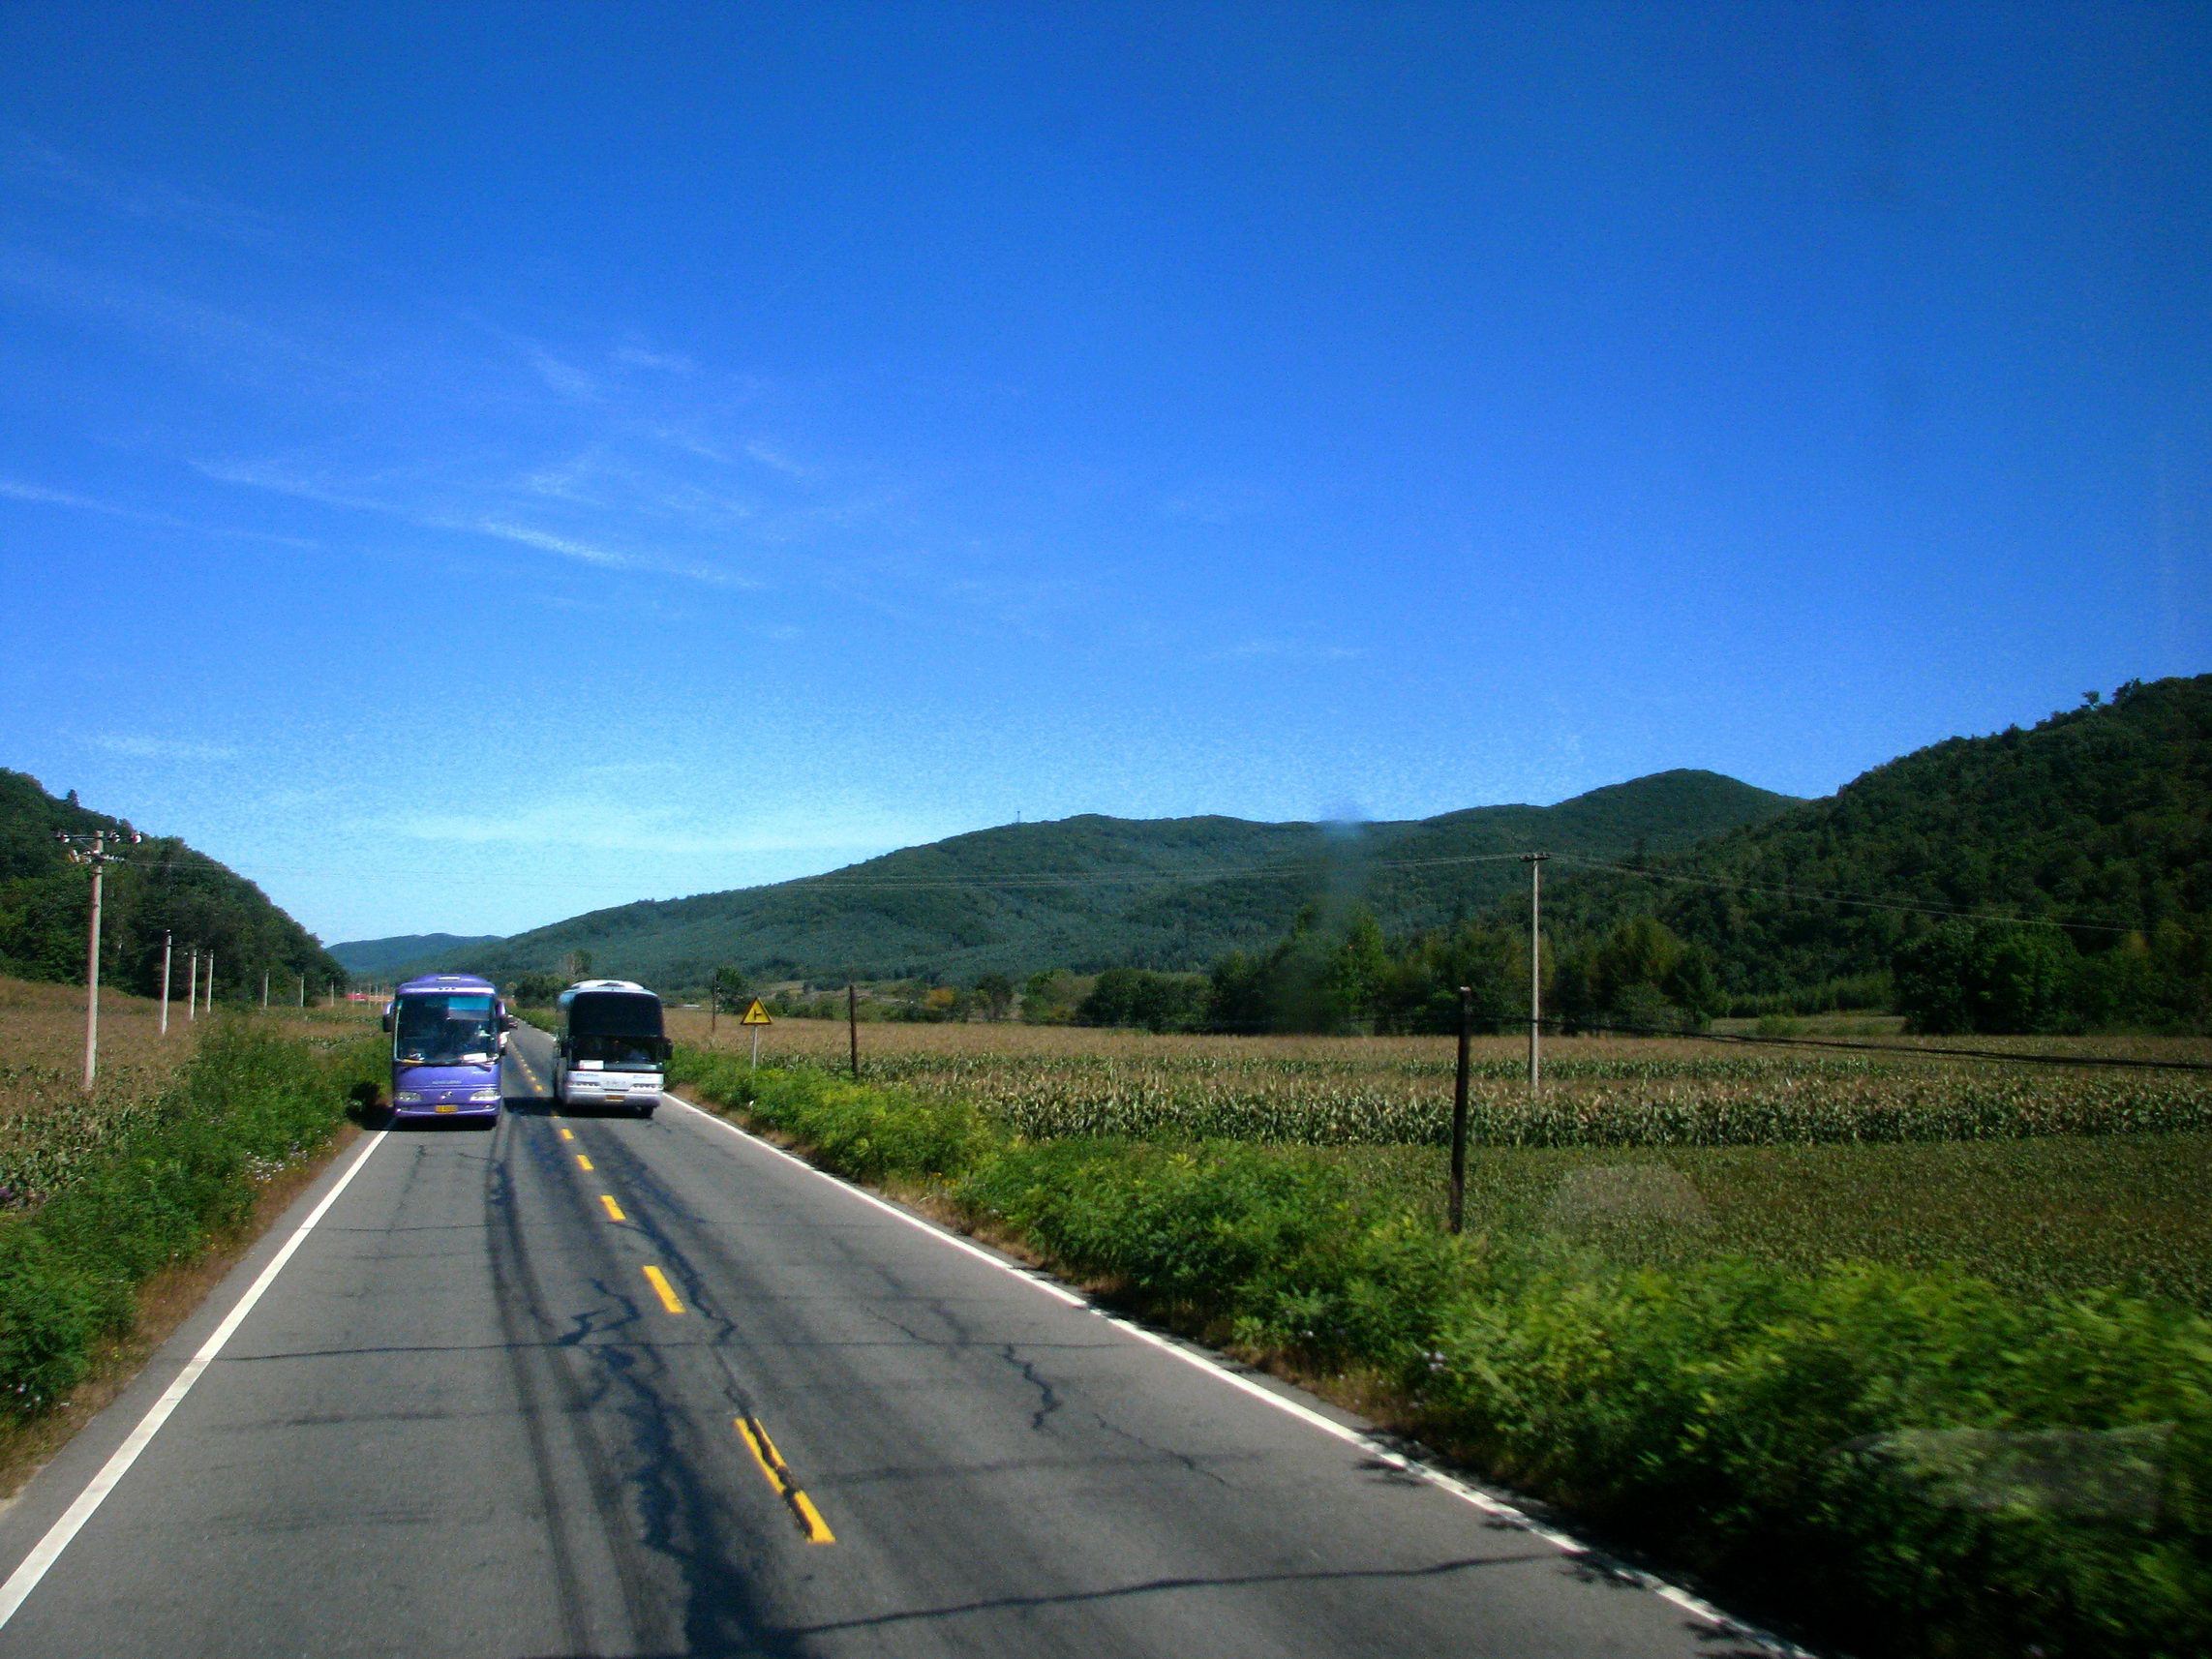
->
[0,1021,378,1418]
[669,1049,989,1182]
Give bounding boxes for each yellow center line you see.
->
[560,1128,574,1140]
[641,1264,684,1313]
[735,1417,836,1544]
[576,1154,593,1170]
[599,1193,626,1222]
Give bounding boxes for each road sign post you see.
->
[742,997,773,1069]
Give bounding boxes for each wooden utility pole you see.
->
[55,830,140,1090]
[1448,984,1472,1233]
[80,842,104,1089]
[1524,854,1549,1092]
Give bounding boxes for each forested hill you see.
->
[1531,674,2212,997]
[330,933,502,978]
[431,769,1799,988]
[0,769,343,999]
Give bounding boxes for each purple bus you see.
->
[380,973,512,1125]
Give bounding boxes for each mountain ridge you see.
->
[421,769,1801,987]
[1528,674,2212,1002]
[330,933,503,978]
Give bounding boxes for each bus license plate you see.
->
[436,1104,458,1113]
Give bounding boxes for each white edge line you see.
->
[665,1092,1814,1658]
[0,1129,387,1630]
[668,1095,1084,1305]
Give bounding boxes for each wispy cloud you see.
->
[528,347,597,400]
[0,476,316,547]
[194,460,759,588]
[468,518,749,587]
[1163,481,1273,525]
[189,461,387,513]
[5,138,289,252]
[392,799,930,857]
[88,734,240,763]
[1206,638,1365,662]
[613,345,697,374]
[0,245,333,376]
[742,440,819,481]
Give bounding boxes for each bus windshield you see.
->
[394,994,500,1067]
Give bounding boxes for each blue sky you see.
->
[2,2,2206,944]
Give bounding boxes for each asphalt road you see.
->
[0,1025,1771,1658]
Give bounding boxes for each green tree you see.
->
[1894,920,2080,1034]
[507,971,564,1008]
[1077,968,1206,1032]
[1021,970,1078,1024]
[973,972,1015,1021]
[711,964,752,1015]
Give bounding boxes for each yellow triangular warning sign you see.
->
[741,998,773,1025]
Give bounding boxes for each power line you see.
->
[96,849,1543,893]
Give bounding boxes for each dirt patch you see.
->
[0,1121,364,1509]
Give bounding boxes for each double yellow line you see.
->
[737,1416,837,1544]
[564,1118,837,1545]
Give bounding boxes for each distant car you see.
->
[553,980,667,1117]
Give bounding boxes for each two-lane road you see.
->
[0,1024,1769,1657]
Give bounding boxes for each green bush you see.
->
[0,1021,378,1418]
[669,1049,989,1182]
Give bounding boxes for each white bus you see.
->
[553,979,668,1116]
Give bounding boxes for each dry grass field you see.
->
[669,1009,2212,1305]
[0,977,372,1209]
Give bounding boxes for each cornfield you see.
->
[670,1009,2212,1148]
[0,978,370,1211]
[670,1009,2212,1304]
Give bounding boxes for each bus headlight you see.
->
[470,1089,500,1102]
[394,1091,424,1104]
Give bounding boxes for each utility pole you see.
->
[186,949,198,1022]
[297,973,305,1010]
[1523,854,1549,1092]
[847,984,860,1080]
[159,931,173,1038]
[55,829,142,1091]
[1448,984,1472,1233]
[205,952,216,1015]
[261,970,270,1009]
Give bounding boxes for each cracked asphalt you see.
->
[0,1025,1757,1657]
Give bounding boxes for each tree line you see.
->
[0,769,342,1003]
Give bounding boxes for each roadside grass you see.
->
[0,988,382,1429]
[669,1027,2212,1657]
